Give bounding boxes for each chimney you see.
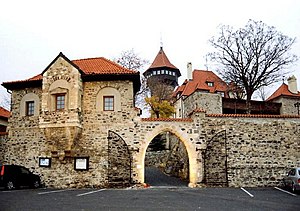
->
[287,75,298,94]
[187,62,192,81]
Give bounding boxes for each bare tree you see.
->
[114,48,149,71]
[208,19,297,112]
[0,91,11,110]
[255,86,270,101]
[114,49,176,117]
[114,49,149,109]
[147,78,174,102]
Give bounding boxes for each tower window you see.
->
[153,71,157,75]
[157,70,160,74]
[161,70,165,74]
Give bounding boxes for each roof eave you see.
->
[2,79,42,90]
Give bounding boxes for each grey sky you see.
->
[1,0,300,103]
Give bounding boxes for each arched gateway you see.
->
[132,119,204,187]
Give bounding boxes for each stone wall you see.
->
[198,115,300,187]
[272,97,300,115]
[183,92,222,116]
[164,135,189,180]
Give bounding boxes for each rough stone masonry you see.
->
[0,54,299,188]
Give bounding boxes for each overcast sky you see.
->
[1,0,300,104]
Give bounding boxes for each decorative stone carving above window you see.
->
[49,87,69,111]
[48,80,71,112]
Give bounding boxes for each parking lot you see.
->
[0,186,299,211]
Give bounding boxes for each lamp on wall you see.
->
[294,102,300,115]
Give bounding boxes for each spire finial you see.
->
[160,32,163,49]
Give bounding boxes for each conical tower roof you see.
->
[144,47,181,77]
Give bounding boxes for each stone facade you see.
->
[197,114,300,187]
[272,97,300,115]
[1,54,300,189]
[182,92,222,116]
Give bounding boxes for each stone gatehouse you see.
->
[1,53,299,188]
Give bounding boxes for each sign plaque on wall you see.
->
[39,157,51,167]
[74,157,89,170]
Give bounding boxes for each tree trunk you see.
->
[246,91,253,114]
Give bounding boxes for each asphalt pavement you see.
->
[145,167,188,187]
[0,187,299,211]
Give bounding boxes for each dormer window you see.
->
[207,82,214,87]
[56,94,65,110]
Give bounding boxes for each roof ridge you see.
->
[72,56,105,62]
[141,117,193,122]
[206,113,300,118]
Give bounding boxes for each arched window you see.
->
[96,87,121,112]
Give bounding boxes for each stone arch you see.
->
[20,92,40,116]
[96,87,121,111]
[137,123,199,187]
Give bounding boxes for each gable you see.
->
[267,83,300,101]
[173,70,228,98]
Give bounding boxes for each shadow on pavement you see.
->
[145,167,188,187]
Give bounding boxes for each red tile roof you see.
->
[206,113,300,118]
[2,53,139,89]
[188,108,207,117]
[141,118,193,122]
[267,83,300,101]
[174,70,228,98]
[72,57,139,75]
[0,106,10,118]
[147,47,178,70]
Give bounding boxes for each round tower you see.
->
[143,47,181,98]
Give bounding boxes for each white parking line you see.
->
[274,187,297,196]
[240,187,254,197]
[38,189,72,195]
[76,189,106,196]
